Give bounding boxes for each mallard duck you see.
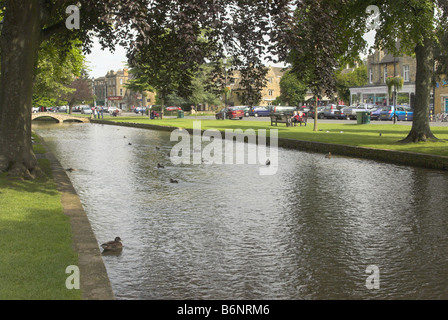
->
[101,237,123,251]
[157,163,165,169]
[325,152,332,159]
[170,178,178,183]
[128,142,132,145]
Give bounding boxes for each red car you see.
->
[215,107,244,120]
[166,106,181,111]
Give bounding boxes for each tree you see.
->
[33,41,86,110]
[272,0,366,131]
[276,70,308,106]
[0,1,283,178]
[335,64,368,104]
[369,0,448,143]
[62,76,93,114]
[273,0,448,141]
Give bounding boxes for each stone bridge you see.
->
[32,112,90,123]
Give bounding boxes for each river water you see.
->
[33,122,448,299]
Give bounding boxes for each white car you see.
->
[32,107,39,113]
[108,107,121,114]
[81,106,93,114]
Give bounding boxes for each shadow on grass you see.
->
[0,158,58,197]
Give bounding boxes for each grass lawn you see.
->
[106,117,448,157]
[0,135,81,300]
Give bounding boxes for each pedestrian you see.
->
[93,107,97,119]
[100,106,104,119]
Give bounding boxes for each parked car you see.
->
[108,107,121,115]
[307,106,325,119]
[370,107,383,120]
[323,104,346,119]
[166,106,181,111]
[81,106,92,114]
[380,105,414,121]
[342,103,377,120]
[32,107,40,113]
[215,107,244,120]
[231,106,250,117]
[134,107,147,114]
[269,106,298,116]
[249,106,270,117]
[297,105,311,114]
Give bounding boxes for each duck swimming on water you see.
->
[101,237,123,251]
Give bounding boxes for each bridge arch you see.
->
[31,112,89,123]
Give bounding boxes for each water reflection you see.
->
[33,122,448,299]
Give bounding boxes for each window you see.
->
[268,90,274,96]
[120,78,123,85]
[369,69,373,84]
[383,66,388,83]
[403,65,410,82]
[268,77,273,83]
[120,88,123,96]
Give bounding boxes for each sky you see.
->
[85,32,376,80]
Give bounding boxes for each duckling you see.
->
[101,237,123,251]
[325,152,332,159]
[157,163,165,169]
[170,178,179,183]
[266,159,271,166]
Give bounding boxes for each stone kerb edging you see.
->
[36,133,115,300]
[91,119,448,171]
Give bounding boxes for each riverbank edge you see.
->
[91,119,448,171]
[35,132,115,300]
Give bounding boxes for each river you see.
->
[33,122,448,299]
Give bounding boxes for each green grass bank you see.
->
[102,117,448,157]
[0,134,81,300]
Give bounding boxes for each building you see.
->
[94,68,156,110]
[227,66,286,107]
[435,77,448,114]
[349,46,417,108]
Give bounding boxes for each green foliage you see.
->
[277,70,308,106]
[335,64,368,104]
[33,41,86,107]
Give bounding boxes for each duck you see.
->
[325,152,332,159]
[101,237,123,251]
[66,168,76,172]
[266,159,271,166]
[155,146,160,150]
[128,142,132,145]
[170,178,179,183]
[157,163,165,169]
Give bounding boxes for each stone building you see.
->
[227,66,286,107]
[435,77,448,114]
[349,45,417,107]
[94,68,156,110]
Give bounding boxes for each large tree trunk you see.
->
[0,1,42,179]
[400,38,437,143]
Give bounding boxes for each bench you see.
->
[270,113,307,127]
[270,114,293,127]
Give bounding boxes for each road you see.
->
[114,112,448,127]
